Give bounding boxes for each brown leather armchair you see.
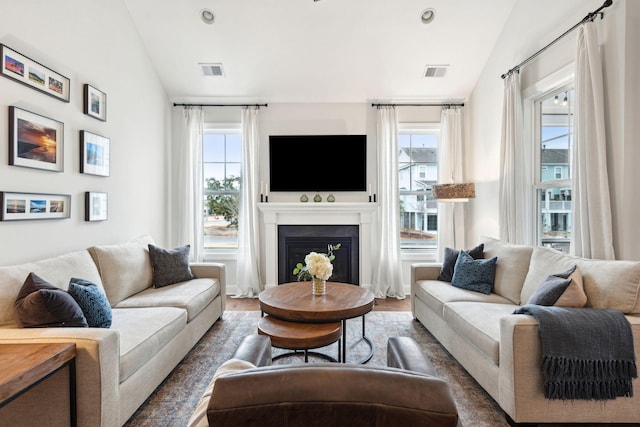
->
[202,335,459,427]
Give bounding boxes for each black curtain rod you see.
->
[371,103,464,107]
[501,0,613,79]
[173,103,268,108]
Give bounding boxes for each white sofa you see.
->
[411,236,640,425]
[0,236,225,427]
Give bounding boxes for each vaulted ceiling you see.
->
[124,0,517,103]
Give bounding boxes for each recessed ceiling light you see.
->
[421,8,436,24]
[201,9,215,25]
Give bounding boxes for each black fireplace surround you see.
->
[278,225,359,285]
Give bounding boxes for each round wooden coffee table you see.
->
[259,281,375,363]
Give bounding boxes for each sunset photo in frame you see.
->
[9,106,64,172]
[0,191,71,221]
[84,84,107,121]
[80,130,110,176]
[0,44,70,102]
[85,191,108,221]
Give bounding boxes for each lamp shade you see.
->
[432,183,475,202]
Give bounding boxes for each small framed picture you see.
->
[85,192,108,221]
[9,106,64,172]
[0,192,71,221]
[80,130,110,176]
[83,84,107,121]
[0,44,70,102]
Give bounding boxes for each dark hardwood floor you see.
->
[226,294,411,311]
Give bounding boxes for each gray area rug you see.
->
[124,311,508,427]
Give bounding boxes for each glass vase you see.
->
[312,277,327,296]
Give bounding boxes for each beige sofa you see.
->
[0,236,225,427]
[411,236,640,425]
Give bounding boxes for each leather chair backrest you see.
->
[207,364,458,427]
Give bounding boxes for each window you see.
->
[534,86,573,253]
[203,125,241,250]
[398,124,439,249]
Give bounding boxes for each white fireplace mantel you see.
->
[258,202,378,288]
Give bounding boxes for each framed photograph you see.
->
[9,106,64,172]
[0,44,70,102]
[80,130,110,176]
[85,192,107,221]
[83,84,107,121]
[0,192,71,221]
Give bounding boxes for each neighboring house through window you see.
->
[534,85,574,253]
[203,124,241,250]
[398,124,439,250]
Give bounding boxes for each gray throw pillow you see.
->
[14,272,88,328]
[527,265,577,306]
[148,244,195,288]
[438,243,484,282]
[450,251,497,295]
[68,278,112,328]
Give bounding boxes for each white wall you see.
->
[0,0,170,265]
[466,0,640,260]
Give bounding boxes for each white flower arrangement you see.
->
[293,243,340,281]
[304,252,333,281]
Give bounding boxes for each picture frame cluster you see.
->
[1,43,109,222]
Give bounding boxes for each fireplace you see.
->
[278,225,359,285]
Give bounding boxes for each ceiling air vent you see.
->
[199,63,224,77]
[424,65,448,78]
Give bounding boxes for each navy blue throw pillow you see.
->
[451,251,497,295]
[438,243,484,282]
[68,278,112,328]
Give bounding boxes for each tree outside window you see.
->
[203,128,241,249]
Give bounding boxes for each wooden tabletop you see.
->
[259,281,375,323]
[0,342,76,405]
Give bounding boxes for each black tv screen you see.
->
[269,135,367,192]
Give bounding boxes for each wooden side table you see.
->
[0,342,77,427]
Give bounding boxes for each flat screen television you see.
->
[269,135,367,192]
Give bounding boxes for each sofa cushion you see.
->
[0,249,104,327]
[521,246,640,313]
[68,277,113,328]
[438,244,484,282]
[443,301,517,365]
[148,244,195,288]
[451,252,497,295]
[88,235,155,306]
[15,272,88,328]
[414,280,514,317]
[115,278,219,322]
[481,236,533,304]
[111,306,187,382]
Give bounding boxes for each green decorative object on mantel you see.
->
[313,194,322,202]
[327,194,335,202]
[300,194,309,202]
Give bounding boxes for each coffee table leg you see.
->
[342,320,347,363]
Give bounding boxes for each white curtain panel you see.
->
[235,107,264,297]
[371,106,405,299]
[498,71,533,245]
[176,107,204,261]
[437,106,465,259]
[571,22,615,259]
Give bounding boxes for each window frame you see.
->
[531,82,574,251]
[397,122,440,253]
[202,122,242,257]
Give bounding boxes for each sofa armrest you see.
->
[191,262,226,311]
[231,335,272,367]
[0,327,120,427]
[411,263,442,283]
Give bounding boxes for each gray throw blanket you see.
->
[513,304,637,400]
